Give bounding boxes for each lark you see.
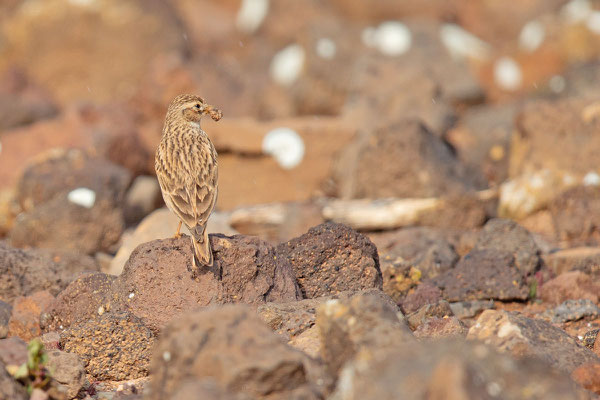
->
[155,94,222,267]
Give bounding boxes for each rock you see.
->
[0,359,27,400]
[543,247,600,276]
[539,271,600,305]
[123,175,162,225]
[46,350,85,400]
[405,300,453,330]
[0,67,58,131]
[449,300,495,319]
[170,379,252,400]
[29,388,49,400]
[473,218,540,276]
[276,222,382,299]
[289,327,321,360]
[381,260,422,305]
[41,332,60,351]
[0,300,11,339]
[40,249,100,280]
[10,148,131,254]
[109,208,237,275]
[257,298,324,341]
[8,290,54,341]
[430,250,530,302]
[111,235,300,332]
[571,362,600,395]
[0,241,74,304]
[543,299,600,324]
[148,304,331,400]
[0,337,27,367]
[400,282,443,314]
[333,120,481,199]
[329,340,586,400]
[316,289,414,375]
[60,311,155,381]
[549,186,600,246]
[374,227,459,280]
[41,272,116,332]
[0,0,187,105]
[413,316,468,339]
[468,310,600,373]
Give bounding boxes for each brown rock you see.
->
[8,290,54,341]
[0,67,57,131]
[277,222,382,299]
[572,362,600,395]
[46,350,85,400]
[41,332,60,351]
[170,379,252,400]
[405,300,453,330]
[333,120,481,199]
[549,186,600,246]
[468,310,600,374]
[148,304,331,400]
[0,337,27,367]
[330,340,586,399]
[430,250,530,302]
[257,298,324,341]
[316,289,414,375]
[381,260,422,305]
[539,271,600,305]
[0,241,74,304]
[401,282,443,314]
[473,218,541,276]
[60,311,155,381]
[111,235,300,333]
[0,359,27,400]
[41,272,116,332]
[413,316,468,339]
[543,246,600,276]
[0,300,11,339]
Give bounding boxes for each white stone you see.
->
[128,292,135,299]
[583,171,600,186]
[236,0,269,34]
[262,127,305,169]
[519,20,545,52]
[587,11,600,33]
[562,0,592,23]
[373,21,412,56]
[497,322,523,339]
[549,75,566,93]
[440,23,491,60]
[162,351,171,362]
[67,187,96,208]
[316,38,336,59]
[494,57,522,91]
[270,44,305,86]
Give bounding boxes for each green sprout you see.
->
[9,338,51,394]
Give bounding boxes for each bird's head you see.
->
[168,94,223,126]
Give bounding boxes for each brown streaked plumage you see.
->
[155,94,222,267]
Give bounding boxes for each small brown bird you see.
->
[155,94,222,267]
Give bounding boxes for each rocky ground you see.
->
[2,0,600,399]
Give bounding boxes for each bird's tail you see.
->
[191,225,212,267]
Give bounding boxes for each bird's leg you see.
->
[174,220,182,239]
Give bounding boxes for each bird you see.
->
[155,94,222,267]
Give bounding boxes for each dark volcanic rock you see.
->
[549,186,600,246]
[430,249,529,302]
[41,272,116,332]
[0,359,27,400]
[473,218,540,276]
[400,282,443,314]
[542,299,600,324]
[316,289,414,375]
[111,235,300,333]
[148,304,331,400]
[277,222,382,299]
[468,310,600,374]
[0,300,11,338]
[0,241,73,304]
[61,311,155,381]
[330,340,587,399]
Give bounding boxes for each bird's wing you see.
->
[158,176,198,228]
[190,168,218,228]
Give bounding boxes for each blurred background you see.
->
[1,0,600,266]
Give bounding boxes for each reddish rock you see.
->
[473,218,541,276]
[401,282,443,314]
[148,304,331,400]
[549,186,600,246]
[276,222,382,299]
[405,300,453,330]
[316,289,414,375]
[543,247,600,275]
[430,250,530,302]
[0,337,27,367]
[572,362,600,395]
[468,310,600,374]
[539,271,600,305]
[258,298,324,341]
[413,316,467,339]
[41,332,60,351]
[41,272,116,333]
[8,290,54,341]
[61,311,155,381]
[111,235,300,333]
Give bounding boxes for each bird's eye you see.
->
[194,104,201,109]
